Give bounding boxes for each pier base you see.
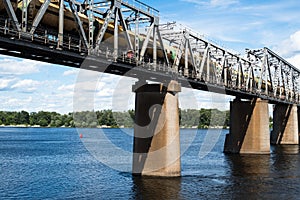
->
[132,81,181,177]
[224,98,270,154]
[271,104,299,145]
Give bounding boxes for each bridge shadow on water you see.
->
[131,176,182,200]
[223,145,300,199]
[129,144,300,199]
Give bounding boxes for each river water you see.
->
[0,128,299,199]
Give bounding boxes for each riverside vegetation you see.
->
[0,109,230,128]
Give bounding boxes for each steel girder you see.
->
[1,0,168,65]
[3,0,21,32]
[160,22,255,91]
[0,1,299,104]
[247,48,300,102]
[66,0,167,64]
[159,22,300,103]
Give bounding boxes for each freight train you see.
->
[0,0,292,99]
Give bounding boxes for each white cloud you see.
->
[11,79,40,92]
[173,1,300,56]
[272,30,300,69]
[182,0,238,7]
[275,30,300,57]
[290,31,300,47]
[0,78,15,90]
[287,54,300,69]
[0,56,42,75]
[0,96,33,111]
[63,69,79,76]
[210,0,238,7]
[58,84,75,91]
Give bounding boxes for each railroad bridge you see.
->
[0,0,299,177]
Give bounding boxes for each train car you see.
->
[0,0,181,60]
[0,0,292,99]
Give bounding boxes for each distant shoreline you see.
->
[0,125,229,129]
[0,109,230,130]
[0,124,41,128]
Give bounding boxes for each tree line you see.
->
[0,109,230,128]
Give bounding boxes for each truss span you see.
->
[0,0,299,104]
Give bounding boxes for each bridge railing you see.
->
[0,0,299,104]
[247,48,300,103]
[159,21,300,104]
[122,0,159,17]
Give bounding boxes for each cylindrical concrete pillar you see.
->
[224,98,270,154]
[132,81,181,177]
[271,104,299,145]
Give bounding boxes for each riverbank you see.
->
[0,109,230,130]
[0,124,229,129]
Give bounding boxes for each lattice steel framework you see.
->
[247,48,300,102]
[1,0,166,62]
[160,23,256,90]
[0,0,299,104]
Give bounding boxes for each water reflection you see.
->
[271,145,300,155]
[270,145,300,176]
[225,154,271,199]
[1,128,299,199]
[132,176,182,200]
[226,154,271,177]
[224,145,300,199]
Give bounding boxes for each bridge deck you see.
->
[0,0,299,105]
[0,31,294,105]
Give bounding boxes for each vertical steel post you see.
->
[184,40,188,76]
[262,48,268,95]
[88,0,94,54]
[238,61,241,89]
[58,0,64,48]
[4,19,7,35]
[114,8,119,61]
[224,60,228,86]
[249,67,253,92]
[153,26,157,70]
[135,12,140,64]
[206,51,210,82]
[22,0,28,32]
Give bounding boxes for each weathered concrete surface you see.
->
[224,98,270,154]
[132,81,181,177]
[298,106,300,143]
[271,104,299,145]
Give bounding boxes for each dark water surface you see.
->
[0,128,299,199]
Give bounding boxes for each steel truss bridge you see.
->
[0,0,299,104]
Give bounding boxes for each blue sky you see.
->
[1,0,300,113]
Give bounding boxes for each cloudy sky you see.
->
[1,0,300,113]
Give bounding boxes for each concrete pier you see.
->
[132,81,181,177]
[224,98,270,154]
[298,106,300,143]
[271,104,299,145]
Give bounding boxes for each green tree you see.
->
[38,118,48,127]
[19,111,30,125]
[199,109,211,128]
